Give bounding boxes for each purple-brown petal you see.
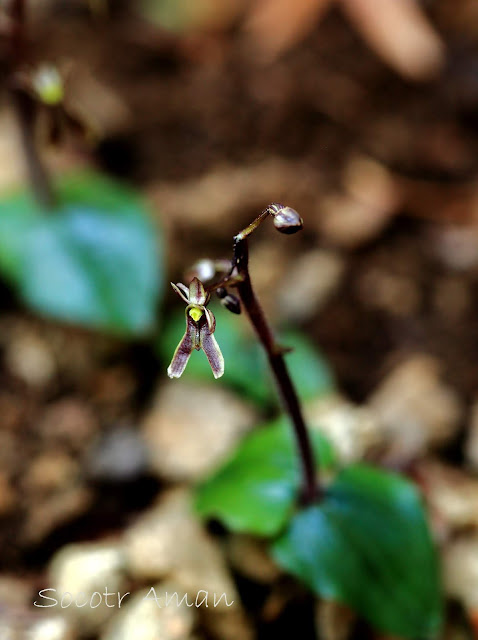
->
[189,277,208,305]
[167,315,198,378]
[200,323,224,379]
[204,308,216,333]
[171,282,190,304]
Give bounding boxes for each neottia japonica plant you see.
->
[167,205,443,639]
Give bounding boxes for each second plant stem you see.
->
[8,0,56,209]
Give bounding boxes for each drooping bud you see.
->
[223,295,241,315]
[269,204,303,234]
[216,287,241,314]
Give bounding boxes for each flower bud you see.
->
[270,204,303,234]
[222,294,241,314]
[216,287,241,314]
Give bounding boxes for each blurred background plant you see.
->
[0,0,478,639]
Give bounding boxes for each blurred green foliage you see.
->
[158,306,335,403]
[0,171,162,334]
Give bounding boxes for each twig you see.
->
[7,0,56,209]
[10,85,55,209]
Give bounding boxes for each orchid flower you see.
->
[167,277,224,379]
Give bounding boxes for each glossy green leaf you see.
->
[159,308,334,404]
[272,464,443,638]
[196,419,337,536]
[0,172,162,334]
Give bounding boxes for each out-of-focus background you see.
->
[1,0,478,638]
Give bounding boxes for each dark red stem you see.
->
[232,235,319,505]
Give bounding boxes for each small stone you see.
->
[444,535,478,611]
[315,600,356,640]
[277,250,345,322]
[0,614,76,640]
[23,486,93,546]
[5,329,56,387]
[226,534,281,584]
[357,268,420,316]
[305,393,382,464]
[368,355,462,464]
[0,575,32,608]
[124,491,251,640]
[63,63,131,137]
[85,425,148,482]
[124,489,237,605]
[431,225,478,271]
[38,399,98,452]
[21,451,92,545]
[318,166,399,248]
[26,617,76,640]
[343,155,401,215]
[417,458,478,534]
[200,606,254,640]
[142,382,257,482]
[101,581,195,640]
[22,453,79,494]
[48,542,127,635]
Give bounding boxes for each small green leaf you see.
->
[196,419,337,537]
[0,172,162,334]
[159,309,334,404]
[271,464,443,638]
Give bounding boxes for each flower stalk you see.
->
[230,205,319,505]
[169,204,320,505]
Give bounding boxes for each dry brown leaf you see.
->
[244,0,333,60]
[340,0,445,80]
[243,0,444,79]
